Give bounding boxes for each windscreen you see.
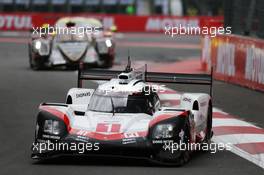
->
[56,32,88,42]
[88,92,151,114]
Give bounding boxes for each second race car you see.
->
[29,17,115,70]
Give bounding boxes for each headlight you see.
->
[153,124,174,139]
[34,40,41,50]
[43,120,60,135]
[33,40,50,56]
[105,39,112,47]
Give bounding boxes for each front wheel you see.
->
[29,54,46,70]
[176,117,192,166]
[101,55,114,68]
[204,102,213,143]
[152,117,192,166]
[98,54,114,68]
[103,58,113,68]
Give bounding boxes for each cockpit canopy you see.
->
[88,89,160,115]
[54,17,103,42]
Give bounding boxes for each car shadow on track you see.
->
[30,151,212,167]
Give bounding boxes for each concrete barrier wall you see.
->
[202,35,264,91]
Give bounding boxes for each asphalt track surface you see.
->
[0,33,263,175]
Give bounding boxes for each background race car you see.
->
[29,17,115,70]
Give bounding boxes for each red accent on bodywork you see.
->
[95,123,121,133]
[39,106,188,141]
[96,123,109,132]
[160,100,180,106]
[39,106,147,141]
[39,106,71,132]
[111,124,121,132]
[70,128,147,141]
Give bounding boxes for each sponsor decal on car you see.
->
[76,92,92,98]
[183,97,191,103]
[122,138,137,144]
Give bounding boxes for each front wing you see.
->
[31,109,191,163]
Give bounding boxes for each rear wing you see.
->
[77,64,213,97]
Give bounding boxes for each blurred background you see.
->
[1,0,264,38]
[0,0,223,16]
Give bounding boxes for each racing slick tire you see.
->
[204,101,213,143]
[177,117,192,166]
[152,116,192,166]
[29,55,46,70]
[66,64,79,70]
[98,54,114,68]
[29,45,47,70]
[103,57,114,68]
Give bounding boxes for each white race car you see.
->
[31,59,213,165]
[29,17,115,70]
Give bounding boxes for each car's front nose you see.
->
[31,134,153,160]
[58,42,88,62]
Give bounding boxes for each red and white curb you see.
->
[159,89,264,169]
[211,109,264,168]
[93,78,264,168]
[91,60,264,168]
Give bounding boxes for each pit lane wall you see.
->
[202,35,264,91]
[0,12,222,32]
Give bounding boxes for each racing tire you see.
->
[29,44,47,70]
[176,117,192,166]
[102,57,114,68]
[29,54,46,70]
[98,54,114,68]
[66,64,78,70]
[204,102,213,143]
[152,116,192,166]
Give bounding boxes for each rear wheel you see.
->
[104,59,113,68]
[205,102,213,143]
[98,54,114,68]
[102,55,114,68]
